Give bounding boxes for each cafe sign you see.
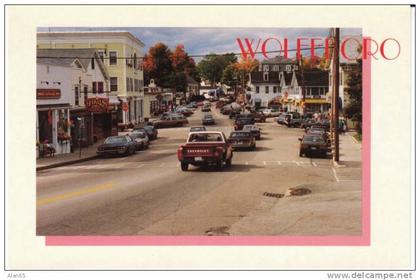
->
[37,88,61,99]
[86,97,109,113]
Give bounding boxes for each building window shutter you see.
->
[98,82,104,94]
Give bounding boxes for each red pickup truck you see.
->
[177,131,233,171]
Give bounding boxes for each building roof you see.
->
[282,71,293,85]
[295,69,329,87]
[37,31,145,47]
[250,71,281,84]
[261,55,295,65]
[186,75,199,85]
[37,48,109,79]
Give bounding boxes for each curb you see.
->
[36,155,99,171]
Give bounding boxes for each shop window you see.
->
[109,51,117,65]
[110,77,118,92]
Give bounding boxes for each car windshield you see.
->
[204,115,213,119]
[190,127,206,132]
[302,135,325,144]
[131,132,146,139]
[104,136,127,144]
[188,133,223,142]
[133,128,146,133]
[143,126,153,131]
[230,132,251,138]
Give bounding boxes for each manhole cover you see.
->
[263,192,284,198]
[285,187,312,196]
[205,226,230,236]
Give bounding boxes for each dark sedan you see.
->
[97,135,137,156]
[202,115,215,125]
[234,117,253,130]
[228,131,256,150]
[143,125,158,140]
[299,134,328,157]
[243,124,261,140]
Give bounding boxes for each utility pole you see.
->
[333,28,340,162]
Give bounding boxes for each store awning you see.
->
[108,96,120,105]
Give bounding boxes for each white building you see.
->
[248,56,298,108]
[36,48,114,156]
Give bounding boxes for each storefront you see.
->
[37,105,71,156]
[85,96,119,143]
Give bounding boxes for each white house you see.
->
[37,48,116,156]
[248,56,298,108]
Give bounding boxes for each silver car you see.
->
[129,132,150,150]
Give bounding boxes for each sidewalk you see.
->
[36,142,102,171]
[336,132,362,167]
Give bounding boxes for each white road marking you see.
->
[159,163,165,167]
[277,161,282,165]
[263,161,267,165]
[245,161,249,165]
[332,168,340,182]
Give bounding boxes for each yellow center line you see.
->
[37,182,116,207]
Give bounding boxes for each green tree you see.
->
[344,59,362,134]
[198,53,237,86]
[221,64,237,87]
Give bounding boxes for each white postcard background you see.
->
[5,5,414,270]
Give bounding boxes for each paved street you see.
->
[36,105,362,236]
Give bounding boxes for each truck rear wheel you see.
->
[181,162,189,171]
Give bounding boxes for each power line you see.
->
[36,46,327,60]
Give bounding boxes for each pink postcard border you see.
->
[45,39,371,247]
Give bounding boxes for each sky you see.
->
[37,27,362,62]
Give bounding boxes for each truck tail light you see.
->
[177,146,184,160]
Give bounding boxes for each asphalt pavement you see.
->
[36,105,362,236]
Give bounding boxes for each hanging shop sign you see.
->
[86,97,109,113]
[122,102,129,112]
[37,88,61,99]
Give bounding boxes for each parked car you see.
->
[177,131,233,171]
[153,114,188,128]
[229,110,240,119]
[201,104,211,112]
[143,125,158,140]
[202,114,215,125]
[299,134,329,158]
[234,117,254,130]
[97,135,137,156]
[242,124,261,140]
[228,131,256,150]
[276,113,287,125]
[190,126,207,132]
[253,112,266,123]
[129,131,150,150]
[285,113,303,127]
